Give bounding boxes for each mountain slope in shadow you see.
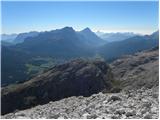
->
[2,59,114,115]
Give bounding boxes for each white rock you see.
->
[125,110,136,117]
[143,112,152,119]
[115,109,125,115]
[82,113,90,119]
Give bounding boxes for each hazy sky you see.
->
[2,1,159,34]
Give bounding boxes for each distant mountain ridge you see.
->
[13,31,39,44]
[1,32,39,44]
[96,32,139,42]
[13,27,96,58]
[98,30,159,61]
[1,34,18,43]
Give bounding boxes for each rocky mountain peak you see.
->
[81,27,92,33]
[62,26,74,30]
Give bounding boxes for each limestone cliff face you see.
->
[2,59,114,115]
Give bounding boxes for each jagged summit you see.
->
[81,27,93,33]
[50,26,75,34]
[61,26,75,32]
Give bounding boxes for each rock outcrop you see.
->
[111,47,159,90]
[2,59,114,115]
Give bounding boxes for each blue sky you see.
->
[1,1,159,34]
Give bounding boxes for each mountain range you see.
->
[1,33,18,43]
[13,27,97,58]
[1,27,159,86]
[96,32,138,42]
[1,32,39,45]
[13,31,39,44]
[97,31,158,61]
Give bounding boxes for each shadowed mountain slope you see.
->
[2,59,114,115]
[1,46,33,86]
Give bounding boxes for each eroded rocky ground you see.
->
[2,87,158,119]
[111,47,159,90]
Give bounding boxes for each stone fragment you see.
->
[141,108,148,115]
[143,112,152,119]
[108,95,122,102]
[115,109,125,115]
[48,114,60,119]
[126,110,136,117]
[142,101,152,108]
[86,114,98,119]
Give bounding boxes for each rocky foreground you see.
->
[2,87,158,119]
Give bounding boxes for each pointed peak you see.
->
[81,27,93,33]
[84,27,91,31]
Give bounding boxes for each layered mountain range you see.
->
[2,46,159,118]
[98,31,159,61]
[2,27,158,86]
